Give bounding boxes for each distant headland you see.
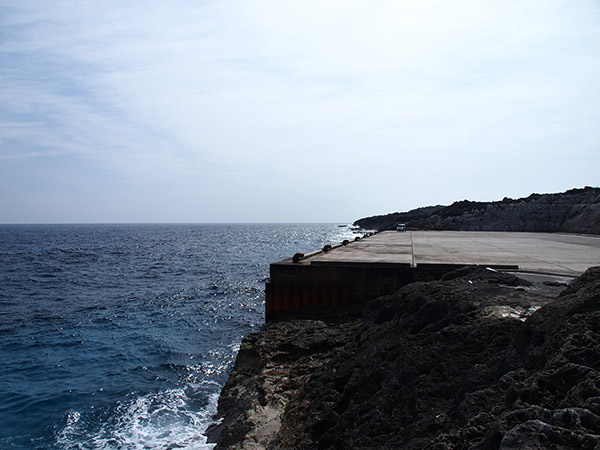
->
[354,187,600,235]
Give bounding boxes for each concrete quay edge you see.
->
[265,231,600,321]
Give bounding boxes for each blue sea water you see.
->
[0,223,357,449]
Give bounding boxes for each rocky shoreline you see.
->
[354,187,600,235]
[207,266,600,449]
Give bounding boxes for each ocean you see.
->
[0,223,357,450]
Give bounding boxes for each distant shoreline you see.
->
[354,186,600,235]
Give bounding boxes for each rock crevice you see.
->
[208,266,600,449]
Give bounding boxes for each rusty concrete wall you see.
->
[264,259,518,321]
[265,261,414,321]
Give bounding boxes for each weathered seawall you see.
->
[207,266,600,449]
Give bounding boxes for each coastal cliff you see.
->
[207,266,600,449]
[354,187,600,234]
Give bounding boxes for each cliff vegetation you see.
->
[354,187,600,235]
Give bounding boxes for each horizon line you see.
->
[0,221,357,226]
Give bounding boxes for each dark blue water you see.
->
[0,224,357,449]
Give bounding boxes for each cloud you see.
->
[0,0,599,222]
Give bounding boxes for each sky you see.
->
[1,0,599,224]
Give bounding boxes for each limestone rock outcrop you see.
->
[208,266,600,449]
[354,187,600,235]
[205,319,360,449]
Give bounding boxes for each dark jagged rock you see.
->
[207,266,600,449]
[354,187,600,234]
[206,318,360,449]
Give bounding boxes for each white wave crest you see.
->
[57,388,219,450]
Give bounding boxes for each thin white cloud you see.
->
[0,0,599,222]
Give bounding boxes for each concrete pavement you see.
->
[309,231,600,276]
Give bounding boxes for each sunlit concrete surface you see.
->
[309,231,600,276]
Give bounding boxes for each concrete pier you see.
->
[265,231,600,321]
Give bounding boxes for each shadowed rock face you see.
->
[354,187,600,234]
[205,318,361,450]
[208,267,600,449]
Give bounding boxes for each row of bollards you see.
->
[292,230,380,264]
